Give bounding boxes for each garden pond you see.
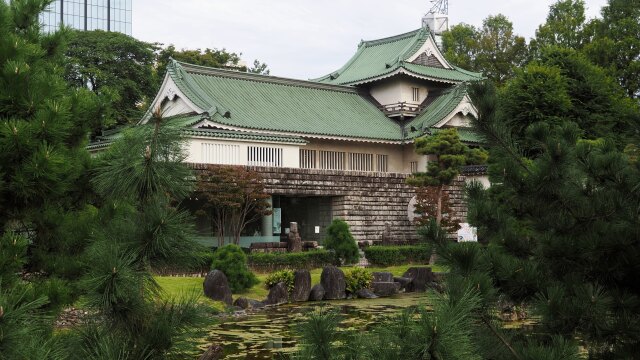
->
[199,292,433,359]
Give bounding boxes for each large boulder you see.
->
[320,266,346,300]
[203,270,233,305]
[265,282,289,305]
[402,267,437,292]
[371,282,401,297]
[233,297,265,310]
[372,272,393,282]
[291,269,312,302]
[355,288,378,299]
[393,276,412,291]
[309,284,326,301]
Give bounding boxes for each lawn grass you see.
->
[156,263,446,306]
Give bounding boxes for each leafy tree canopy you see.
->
[442,14,528,85]
[64,30,158,127]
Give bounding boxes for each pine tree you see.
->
[408,127,487,231]
[79,114,207,358]
[459,69,640,358]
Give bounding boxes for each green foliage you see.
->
[156,45,245,78]
[442,14,528,85]
[583,0,640,98]
[363,245,432,267]
[465,58,640,357]
[248,59,270,75]
[533,0,586,50]
[64,30,158,126]
[344,268,372,294]
[247,250,337,272]
[195,165,272,246]
[211,244,258,292]
[264,269,294,293]
[294,308,341,360]
[323,219,359,265]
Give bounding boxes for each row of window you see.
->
[301,149,389,172]
[200,143,419,173]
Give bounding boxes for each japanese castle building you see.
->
[92,26,485,246]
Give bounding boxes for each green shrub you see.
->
[363,245,432,267]
[324,219,359,265]
[248,250,336,272]
[211,244,259,292]
[344,268,372,294]
[264,269,295,293]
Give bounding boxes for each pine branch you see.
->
[481,315,523,360]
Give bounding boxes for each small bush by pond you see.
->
[211,244,258,292]
[264,269,295,293]
[248,250,337,272]
[344,268,372,294]
[364,245,432,266]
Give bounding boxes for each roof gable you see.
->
[312,27,481,86]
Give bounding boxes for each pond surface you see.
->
[202,292,434,359]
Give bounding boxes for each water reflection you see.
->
[203,292,433,359]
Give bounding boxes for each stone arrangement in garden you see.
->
[203,266,441,311]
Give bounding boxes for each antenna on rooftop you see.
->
[422,0,449,49]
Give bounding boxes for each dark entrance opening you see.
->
[273,196,333,243]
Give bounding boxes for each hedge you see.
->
[363,245,432,267]
[248,250,337,272]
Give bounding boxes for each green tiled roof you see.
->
[456,127,483,144]
[312,28,482,85]
[406,83,469,134]
[165,61,404,141]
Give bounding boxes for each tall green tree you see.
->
[64,30,158,126]
[80,114,207,358]
[460,65,640,357]
[532,0,587,51]
[442,15,528,85]
[582,0,640,98]
[476,15,528,85]
[0,0,103,357]
[441,23,479,70]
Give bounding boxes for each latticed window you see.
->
[412,87,420,102]
[319,151,345,170]
[248,146,283,167]
[201,143,240,164]
[410,161,418,173]
[376,154,388,172]
[349,152,373,171]
[300,149,317,169]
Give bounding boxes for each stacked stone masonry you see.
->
[191,164,466,243]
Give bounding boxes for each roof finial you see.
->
[422,0,449,49]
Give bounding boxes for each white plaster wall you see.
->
[185,137,301,168]
[162,97,196,118]
[369,78,428,106]
[465,175,490,189]
[442,113,472,127]
[402,143,428,173]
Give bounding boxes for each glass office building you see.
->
[38,0,132,35]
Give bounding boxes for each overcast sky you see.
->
[132,0,608,80]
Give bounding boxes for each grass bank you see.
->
[156,264,447,307]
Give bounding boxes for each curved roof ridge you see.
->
[360,28,423,47]
[173,59,361,94]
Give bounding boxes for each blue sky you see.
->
[133,0,608,80]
